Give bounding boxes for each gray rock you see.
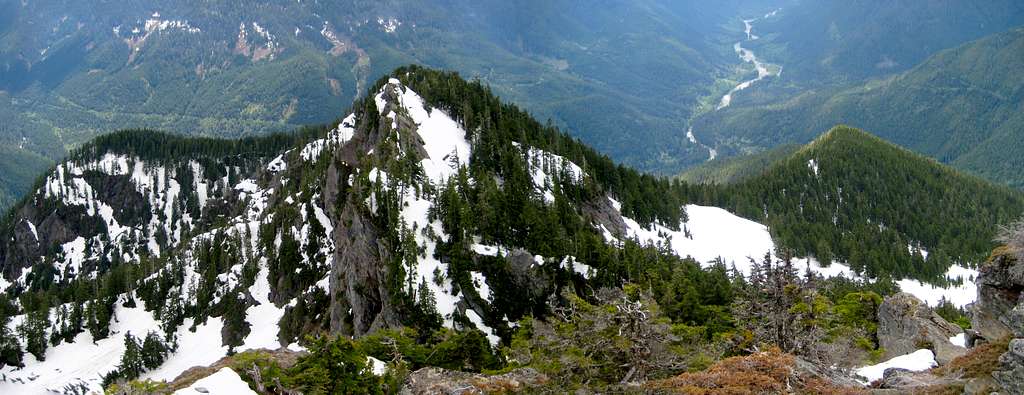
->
[970,250,1024,342]
[327,189,401,337]
[399,367,547,395]
[971,248,1024,394]
[877,292,967,365]
[877,368,950,389]
[994,339,1024,394]
[793,356,864,388]
[580,193,628,237]
[1010,303,1024,339]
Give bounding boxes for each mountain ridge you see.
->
[698,125,1024,281]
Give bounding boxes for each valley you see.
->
[2,1,1024,393]
[716,10,782,111]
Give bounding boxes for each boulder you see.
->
[877,292,966,365]
[875,369,949,389]
[399,367,547,394]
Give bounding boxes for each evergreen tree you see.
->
[18,294,50,360]
[221,293,250,353]
[118,331,145,380]
[140,331,169,370]
[0,296,24,368]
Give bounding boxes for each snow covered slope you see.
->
[606,200,979,308]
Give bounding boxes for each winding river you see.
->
[687,9,782,162]
[716,11,782,110]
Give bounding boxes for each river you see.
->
[716,11,782,110]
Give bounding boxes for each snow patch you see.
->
[24,220,39,242]
[300,114,356,161]
[471,243,507,257]
[145,317,229,382]
[465,309,500,346]
[174,367,256,395]
[896,265,977,308]
[267,155,287,172]
[59,236,87,275]
[366,357,388,376]
[560,256,595,279]
[856,349,936,383]
[471,271,492,301]
[613,202,974,306]
[376,81,471,184]
[238,263,286,352]
[514,142,584,204]
[949,333,966,347]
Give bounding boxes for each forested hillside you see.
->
[678,144,799,185]
[693,27,1024,188]
[753,0,1024,83]
[698,126,1024,281]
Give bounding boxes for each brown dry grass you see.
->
[645,350,866,395]
[931,337,1010,379]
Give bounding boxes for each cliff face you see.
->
[971,248,1024,343]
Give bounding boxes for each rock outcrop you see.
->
[973,248,1024,393]
[581,194,628,237]
[874,369,952,391]
[970,247,1024,342]
[877,292,966,365]
[995,338,1024,394]
[399,367,547,394]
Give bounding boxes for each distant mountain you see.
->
[755,0,1024,83]
[0,0,799,215]
[5,1,1023,214]
[699,126,1024,280]
[693,27,1024,188]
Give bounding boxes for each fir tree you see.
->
[0,296,24,368]
[140,331,169,370]
[18,294,50,360]
[118,331,144,379]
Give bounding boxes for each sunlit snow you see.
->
[855,349,936,383]
[0,299,160,393]
[173,367,256,395]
